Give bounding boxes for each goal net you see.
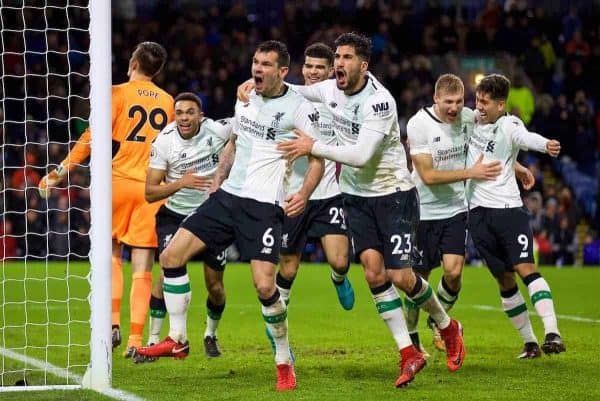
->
[0,0,111,392]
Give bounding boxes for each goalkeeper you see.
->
[39,42,174,358]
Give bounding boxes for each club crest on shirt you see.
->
[271,112,285,128]
[352,104,360,121]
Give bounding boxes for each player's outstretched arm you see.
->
[546,140,561,157]
[413,153,501,185]
[38,129,91,198]
[277,128,383,168]
[285,155,324,218]
[210,134,237,193]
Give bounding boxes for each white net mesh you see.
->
[0,0,92,387]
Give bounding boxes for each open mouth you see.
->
[179,123,191,132]
[335,70,346,86]
[254,76,264,91]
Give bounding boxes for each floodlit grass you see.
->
[2,262,600,400]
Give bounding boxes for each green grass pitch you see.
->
[1,262,600,400]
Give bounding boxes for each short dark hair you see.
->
[304,42,334,66]
[334,32,372,62]
[131,41,167,77]
[256,40,290,68]
[174,92,203,111]
[476,74,510,101]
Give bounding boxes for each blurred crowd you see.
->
[1,0,598,265]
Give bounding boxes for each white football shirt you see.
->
[150,118,232,216]
[466,114,548,208]
[221,86,320,205]
[407,106,473,220]
[287,101,340,200]
[290,73,413,197]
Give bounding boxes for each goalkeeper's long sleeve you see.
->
[59,128,91,171]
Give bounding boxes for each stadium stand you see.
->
[2,0,598,265]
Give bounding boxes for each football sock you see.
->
[437,277,459,312]
[501,286,537,344]
[524,273,560,335]
[260,290,291,364]
[371,282,412,349]
[330,269,346,284]
[128,271,152,347]
[407,276,450,329]
[404,297,420,336]
[111,254,123,327]
[148,295,166,344]
[163,266,191,343]
[205,298,225,338]
[275,271,293,305]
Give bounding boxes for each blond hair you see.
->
[435,74,464,96]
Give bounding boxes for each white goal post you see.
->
[0,0,111,394]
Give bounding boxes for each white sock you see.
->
[408,277,451,329]
[276,285,291,305]
[262,297,291,364]
[163,273,191,343]
[502,289,538,344]
[373,284,412,349]
[148,316,164,344]
[331,269,345,283]
[403,297,420,333]
[437,279,459,312]
[527,277,560,335]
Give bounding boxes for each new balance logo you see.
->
[180,152,187,159]
[163,234,173,249]
[308,111,319,123]
[266,128,276,141]
[371,102,389,113]
[260,247,272,255]
[207,137,213,147]
[433,136,441,142]
[520,252,529,258]
[485,140,495,153]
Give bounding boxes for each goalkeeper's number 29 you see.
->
[126,105,168,142]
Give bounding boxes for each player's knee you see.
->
[445,265,462,285]
[159,248,182,268]
[328,254,349,273]
[279,258,299,279]
[363,268,385,287]
[206,279,225,300]
[254,281,275,300]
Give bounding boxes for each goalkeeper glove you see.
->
[38,165,67,198]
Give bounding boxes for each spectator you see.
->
[583,231,600,265]
[506,72,535,125]
[551,216,577,266]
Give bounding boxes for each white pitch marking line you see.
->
[463,304,600,324]
[0,347,146,401]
